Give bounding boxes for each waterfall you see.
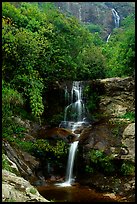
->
[106,8,120,42]
[79,5,82,22]
[57,81,89,187]
[111,8,120,28]
[106,33,111,42]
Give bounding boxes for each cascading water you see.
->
[78,5,82,22]
[106,33,111,43]
[111,8,120,28]
[57,81,89,187]
[106,8,120,42]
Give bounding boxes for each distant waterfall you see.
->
[106,8,120,42]
[106,33,111,43]
[57,81,89,187]
[112,8,120,28]
[79,5,82,22]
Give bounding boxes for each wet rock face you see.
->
[2,170,49,202]
[78,77,135,162]
[121,123,135,162]
[2,140,40,182]
[78,121,123,157]
[97,77,135,117]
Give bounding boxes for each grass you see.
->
[119,112,135,122]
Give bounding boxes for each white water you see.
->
[79,5,82,22]
[57,81,88,187]
[106,8,120,42]
[111,8,120,28]
[106,33,111,42]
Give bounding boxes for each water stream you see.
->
[106,8,120,42]
[57,81,88,187]
[111,8,120,28]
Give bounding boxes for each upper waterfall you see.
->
[106,8,120,42]
[111,8,120,28]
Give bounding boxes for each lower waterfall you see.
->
[56,81,89,187]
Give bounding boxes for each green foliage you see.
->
[29,187,37,195]
[2,1,109,126]
[2,80,24,136]
[32,139,68,159]
[120,161,135,176]
[14,140,34,152]
[85,23,102,34]
[76,46,106,80]
[119,112,135,122]
[2,154,13,172]
[103,14,135,77]
[15,137,68,160]
[88,149,115,174]
[85,165,94,173]
[83,85,100,114]
[2,154,19,175]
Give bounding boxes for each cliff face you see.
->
[53,2,135,39]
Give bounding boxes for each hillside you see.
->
[53,2,135,39]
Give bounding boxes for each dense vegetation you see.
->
[2,2,135,176]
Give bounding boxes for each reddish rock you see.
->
[38,127,77,143]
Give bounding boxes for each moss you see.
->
[2,154,19,175]
[5,198,16,202]
[29,187,37,195]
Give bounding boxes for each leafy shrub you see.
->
[85,165,94,173]
[32,139,68,159]
[85,23,102,33]
[120,161,135,176]
[87,149,115,174]
[2,81,25,140]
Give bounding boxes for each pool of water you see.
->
[37,183,120,202]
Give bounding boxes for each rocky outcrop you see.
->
[2,140,40,182]
[121,123,135,162]
[2,169,49,202]
[77,77,135,201]
[98,77,135,117]
[78,77,135,159]
[38,127,77,143]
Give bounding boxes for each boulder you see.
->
[2,169,49,202]
[121,123,135,162]
[78,122,118,154]
[38,127,77,143]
